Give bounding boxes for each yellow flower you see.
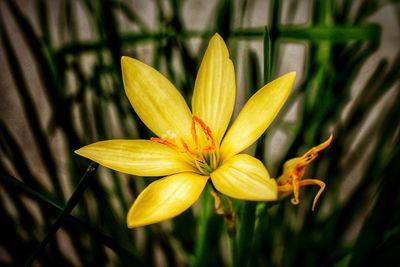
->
[75,33,296,227]
[276,134,333,211]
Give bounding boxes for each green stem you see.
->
[236,202,257,267]
[192,184,212,267]
[263,27,272,84]
[229,233,238,267]
[24,162,98,267]
[249,203,274,266]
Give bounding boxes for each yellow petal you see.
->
[210,154,277,201]
[75,139,194,176]
[192,33,236,144]
[127,172,209,227]
[220,72,296,160]
[121,56,192,140]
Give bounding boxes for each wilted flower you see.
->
[277,134,333,210]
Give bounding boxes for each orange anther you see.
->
[203,145,216,152]
[150,137,183,152]
[151,117,218,174]
[191,119,199,148]
[192,116,216,152]
[180,139,203,161]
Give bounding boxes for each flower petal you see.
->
[210,154,277,201]
[121,56,193,140]
[127,172,209,227]
[192,33,236,144]
[220,72,296,160]
[75,139,194,176]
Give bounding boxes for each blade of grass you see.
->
[36,0,51,46]
[349,145,400,266]
[0,121,49,195]
[263,27,272,84]
[214,0,232,40]
[23,162,98,267]
[0,166,144,264]
[0,18,64,203]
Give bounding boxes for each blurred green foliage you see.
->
[0,0,399,266]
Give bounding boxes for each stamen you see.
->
[191,119,199,148]
[210,152,218,170]
[193,161,208,175]
[150,137,183,152]
[192,116,216,152]
[180,139,203,161]
[203,145,216,152]
[151,117,219,175]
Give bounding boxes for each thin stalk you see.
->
[192,185,212,267]
[229,233,238,267]
[263,27,272,84]
[24,162,98,267]
[0,168,143,263]
[236,202,257,267]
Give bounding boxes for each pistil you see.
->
[150,116,219,175]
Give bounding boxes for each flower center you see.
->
[151,116,219,175]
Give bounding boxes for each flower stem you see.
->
[192,184,212,267]
[229,233,239,267]
[237,201,257,266]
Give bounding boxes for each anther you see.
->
[150,137,183,152]
[192,116,216,152]
[191,119,199,148]
[181,139,203,161]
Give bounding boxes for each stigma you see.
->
[151,116,219,175]
[277,134,333,211]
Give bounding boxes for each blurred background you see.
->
[0,0,399,266]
